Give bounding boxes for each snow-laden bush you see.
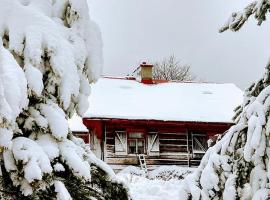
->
[118,165,192,181]
[118,166,146,177]
[178,1,270,199]
[0,0,129,199]
[149,166,193,181]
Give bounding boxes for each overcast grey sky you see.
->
[88,0,270,89]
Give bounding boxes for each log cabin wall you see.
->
[83,118,232,167]
[84,119,232,166]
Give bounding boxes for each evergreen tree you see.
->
[0,0,129,199]
[179,1,270,199]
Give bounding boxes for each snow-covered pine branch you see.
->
[220,0,270,32]
[178,2,270,200]
[0,0,129,199]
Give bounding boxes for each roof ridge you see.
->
[100,76,236,85]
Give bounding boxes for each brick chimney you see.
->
[140,62,153,84]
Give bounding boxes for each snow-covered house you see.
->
[79,63,243,168]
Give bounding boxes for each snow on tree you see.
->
[178,1,270,199]
[0,0,129,199]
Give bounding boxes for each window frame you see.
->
[127,131,146,155]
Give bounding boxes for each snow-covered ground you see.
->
[122,175,183,200]
[117,166,194,200]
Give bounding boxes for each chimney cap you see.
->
[140,62,153,68]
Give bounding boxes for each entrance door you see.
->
[115,131,127,155]
[191,132,207,156]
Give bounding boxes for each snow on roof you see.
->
[84,77,244,123]
[68,114,88,132]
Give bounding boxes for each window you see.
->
[128,132,145,154]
